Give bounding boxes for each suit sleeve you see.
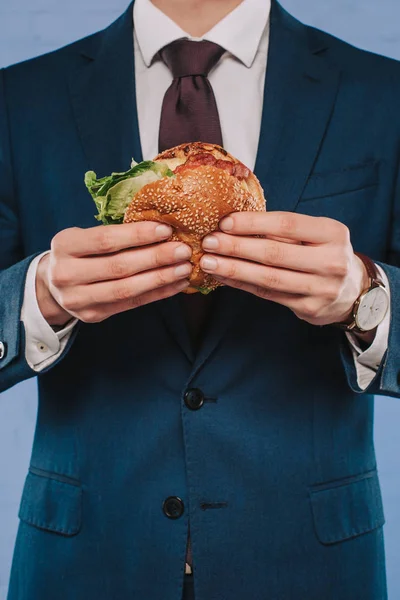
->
[0,68,79,393]
[340,146,400,398]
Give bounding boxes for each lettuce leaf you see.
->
[85,160,174,225]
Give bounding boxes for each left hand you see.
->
[200,211,370,327]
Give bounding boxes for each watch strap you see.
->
[354,252,383,287]
[333,253,385,332]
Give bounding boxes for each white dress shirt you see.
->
[20,0,390,389]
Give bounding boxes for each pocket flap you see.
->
[301,162,379,201]
[19,471,82,536]
[309,470,385,545]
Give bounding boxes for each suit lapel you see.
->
[187,287,249,379]
[254,1,341,211]
[157,296,195,363]
[187,1,342,376]
[68,2,142,178]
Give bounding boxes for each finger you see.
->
[202,232,326,274]
[78,279,191,323]
[63,262,193,309]
[219,211,346,245]
[213,275,305,306]
[214,275,325,323]
[55,241,192,285]
[200,255,321,295]
[52,222,173,257]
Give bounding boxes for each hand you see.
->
[36,222,193,326]
[200,211,370,327]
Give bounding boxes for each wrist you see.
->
[336,254,371,328]
[334,254,380,348]
[36,254,72,327]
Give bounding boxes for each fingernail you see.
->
[220,217,233,231]
[201,256,218,271]
[175,245,192,260]
[175,263,192,277]
[156,224,173,238]
[202,235,219,250]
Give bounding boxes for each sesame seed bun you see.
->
[123,142,266,294]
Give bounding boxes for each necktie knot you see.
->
[159,39,225,79]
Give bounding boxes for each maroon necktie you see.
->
[158,38,225,572]
[158,39,225,151]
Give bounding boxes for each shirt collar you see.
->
[133,0,271,68]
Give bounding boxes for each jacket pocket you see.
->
[300,161,379,202]
[18,469,82,536]
[309,470,385,545]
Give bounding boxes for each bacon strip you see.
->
[174,154,250,179]
[232,163,250,179]
[214,159,234,175]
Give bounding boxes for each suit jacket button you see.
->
[163,496,184,519]
[184,388,205,410]
[0,342,6,360]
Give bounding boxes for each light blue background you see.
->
[0,1,399,598]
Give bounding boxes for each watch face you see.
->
[356,286,389,331]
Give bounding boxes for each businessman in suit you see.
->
[1,0,400,598]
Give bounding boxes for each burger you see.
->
[85,142,266,294]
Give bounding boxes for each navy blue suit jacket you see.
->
[1,2,400,599]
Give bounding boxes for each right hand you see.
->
[36,222,193,326]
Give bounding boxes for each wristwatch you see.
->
[334,252,389,334]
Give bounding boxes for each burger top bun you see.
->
[123,142,266,294]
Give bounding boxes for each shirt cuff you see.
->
[20,251,79,372]
[345,264,390,390]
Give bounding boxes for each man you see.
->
[1,0,399,598]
